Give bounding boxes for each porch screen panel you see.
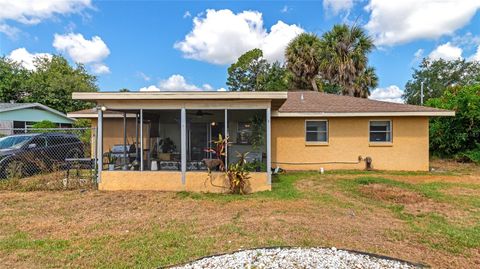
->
[227,109,267,172]
[141,110,182,171]
[186,110,225,171]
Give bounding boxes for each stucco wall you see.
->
[99,171,270,193]
[271,116,429,171]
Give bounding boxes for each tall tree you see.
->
[227,48,289,91]
[404,58,480,105]
[319,24,376,97]
[0,57,29,103]
[353,66,378,98]
[285,33,322,91]
[227,48,267,91]
[23,55,98,113]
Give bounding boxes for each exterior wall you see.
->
[271,116,429,171]
[99,171,270,193]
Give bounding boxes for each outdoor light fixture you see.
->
[96,105,107,111]
[211,122,216,126]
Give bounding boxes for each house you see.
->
[69,91,454,193]
[0,102,75,135]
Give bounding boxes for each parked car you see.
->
[0,133,84,178]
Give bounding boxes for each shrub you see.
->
[427,85,480,163]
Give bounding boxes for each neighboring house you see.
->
[69,91,454,193]
[0,103,75,135]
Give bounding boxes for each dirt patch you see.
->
[443,187,479,196]
[359,184,425,204]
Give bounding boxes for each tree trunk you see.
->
[311,79,319,92]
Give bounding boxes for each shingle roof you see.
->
[277,92,452,114]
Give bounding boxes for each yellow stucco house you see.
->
[68,91,454,193]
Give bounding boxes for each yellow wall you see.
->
[98,171,270,193]
[271,117,429,171]
[99,171,183,191]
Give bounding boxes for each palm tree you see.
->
[354,66,378,98]
[285,33,322,91]
[319,24,375,97]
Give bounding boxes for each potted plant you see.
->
[159,137,176,161]
[108,152,117,171]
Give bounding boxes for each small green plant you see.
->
[108,151,117,164]
[226,152,251,194]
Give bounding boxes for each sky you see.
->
[1,0,480,103]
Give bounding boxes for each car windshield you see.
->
[0,135,33,149]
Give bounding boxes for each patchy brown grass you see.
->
[0,159,479,268]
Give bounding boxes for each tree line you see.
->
[0,55,97,113]
[404,58,480,163]
[227,24,378,98]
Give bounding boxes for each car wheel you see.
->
[6,160,24,179]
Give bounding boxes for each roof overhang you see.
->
[72,91,288,110]
[67,111,137,119]
[272,111,456,117]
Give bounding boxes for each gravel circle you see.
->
[170,247,422,269]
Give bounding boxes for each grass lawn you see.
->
[0,159,479,268]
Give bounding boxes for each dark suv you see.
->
[0,133,84,178]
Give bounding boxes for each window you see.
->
[305,120,328,142]
[236,122,252,144]
[369,121,392,142]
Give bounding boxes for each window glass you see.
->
[305,121,328,142]
[369,121,392,142]
[31,137,47,148]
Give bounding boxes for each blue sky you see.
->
[1,1,480,102]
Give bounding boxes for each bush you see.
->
[32,120,57,129]
[427,85,480,163]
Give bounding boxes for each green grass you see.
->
[335,175,480,254]
[176,172,311,201]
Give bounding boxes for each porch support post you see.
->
[266,107,272,184]
[140,109,143,171]
[224,109,228,170]
[123,112,127,169]
[96,108,103,183]
[135,113,138,162]
[181,108,186,185]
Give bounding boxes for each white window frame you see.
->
[305,120,329,143]
[369,120,392,143]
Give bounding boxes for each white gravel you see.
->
[171,247,420,269]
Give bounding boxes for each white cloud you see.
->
[91,63,110,74]
[137,72,151,82]
[469,46,480,62]
[323,0,355,14]
[139,74,218,92]
[183,11,191,18]
[139,85,161,92]
[7,48,52,70]
[53,33,110,74]
[0,23,20,39]
[370,85,404,103]
[414,49,424,60]
[365,0,480,46]
[0,0,91,38]
[281,5,290,13]
[174,9,304,65]
[428,42,463,61]
[53,33,109,64]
